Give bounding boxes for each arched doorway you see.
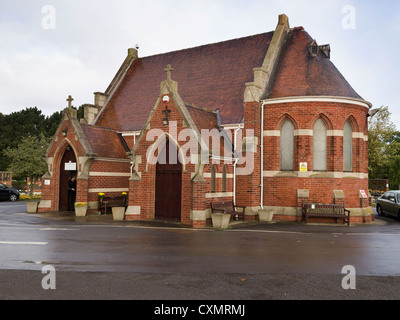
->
[59,145,77,211]
[154,139,182,221]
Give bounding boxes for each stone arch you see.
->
[145,132,186,172]
[343,115,359,132]
[275,113,299,130]
[56,142,78,211]
[310,113,333,130]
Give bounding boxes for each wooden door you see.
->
[154,140,182,221]
[59,146,77,211]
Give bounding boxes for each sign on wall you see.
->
[65,162,77,171]
[359,190,368,199]
[300,162,308,172]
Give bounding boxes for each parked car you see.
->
[0,182,19,202]
[376,190,400,219]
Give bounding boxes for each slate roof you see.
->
[81,125,129,159]
[185,104,234,158]
[185,104,218,131]
[262,27,363,100]
[95,32,274,131]
[88,24,365,161]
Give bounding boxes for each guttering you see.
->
[261,96,372,109]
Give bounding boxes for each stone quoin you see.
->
[39,14,373,226]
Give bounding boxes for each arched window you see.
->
[313,118,327,171]
[343,120,353,172]
[211,165,216,193]
[280,119,294,171]
[222,165,227,192]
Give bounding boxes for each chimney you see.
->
[82,104,99,125]
[216,108,221,127]
[127,48,139,60]
[94,92,107,108]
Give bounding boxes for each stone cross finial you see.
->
[164,64,174,82]
[66,95,74,109]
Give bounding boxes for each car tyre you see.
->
[377,205,384,216]
[9,194,18,202]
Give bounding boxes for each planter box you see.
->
[211,213,231,230]
[26,201,39,214]
[75,205,88,217]
[258,210,274,222]
[112,207,126,221]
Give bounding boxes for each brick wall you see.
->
[39,120,86,212]
[127,94,235,227]
[259,99,371,222]
[235,101,262,212]
[40,97,372,225]
[39,119,131,213]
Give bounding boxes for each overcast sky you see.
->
[0,0,399,128]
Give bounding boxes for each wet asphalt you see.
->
[1,202,400,301]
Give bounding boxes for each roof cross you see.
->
[164,64,174,82]
[66,95,74,109]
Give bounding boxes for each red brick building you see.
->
[39,15,373,225]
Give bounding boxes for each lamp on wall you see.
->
[62,128,68,137]
[162,106,171,126]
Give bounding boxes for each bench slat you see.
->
[99,196,127,215]
[211,200,246,221]
[302,203,350,226]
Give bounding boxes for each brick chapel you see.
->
[38,14,373,226]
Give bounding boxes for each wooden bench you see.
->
[99,196,127,215]
[211,201,246,221]
[302,203,351,226]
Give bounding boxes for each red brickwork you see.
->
[39,21,373,226]
[263,101,368,173]
[39,119,86,212]
[127,94,235,227]
[260,100,370,223]
[39,117,131,213]
[235,101,262,211]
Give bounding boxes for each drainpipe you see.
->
[260,101,267,210]
[233,126,242,205]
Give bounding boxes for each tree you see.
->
[4,134,50,195]
[388,156,400,190]
[43,110,63,138]
[368,106,400,188]
[0,107,63,171]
